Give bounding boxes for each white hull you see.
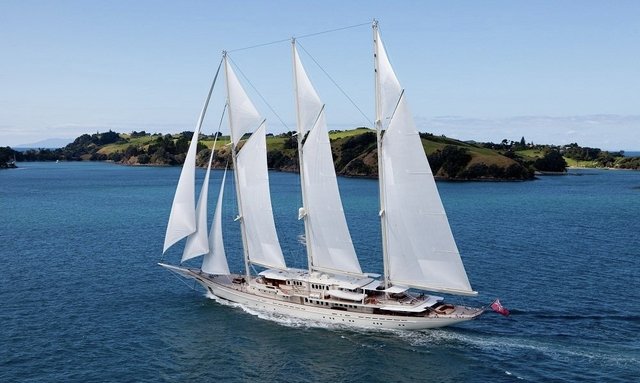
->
[160,264,483,331]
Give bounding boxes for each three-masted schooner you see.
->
[159,22,484,330]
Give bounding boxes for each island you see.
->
[5,129,639,178]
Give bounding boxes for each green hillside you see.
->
[9,128,540,180]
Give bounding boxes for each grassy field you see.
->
[563,157,598,167]
[515,149,545,160]
[98,135,157,154]
[515,149,600,168]
[328,128,373,140]
[200,137,231,149]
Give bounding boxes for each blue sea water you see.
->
[1,162,639,382]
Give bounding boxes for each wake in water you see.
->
[395,326,639,368]
[508,308,640,322]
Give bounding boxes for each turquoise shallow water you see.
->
[1,162,639,382]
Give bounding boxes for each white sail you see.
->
[163,62,221,254]
[201,168,230,275]
[163,131,199,253]
[293,46,322,139]
[293,44,362,275]
[375,28,475,296]
[225,57,287,270]
[182,141,217,262]
[226,59,263,146]
[235,123,287,269]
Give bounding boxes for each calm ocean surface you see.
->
[1,162,639,382]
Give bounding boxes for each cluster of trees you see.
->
[0,147,18,168]
[482,137,531,151]
[533,150,567,172]
[16,131,123,162]
[615,156,640,170]
[337,132,377,174]
[428,146,472,177]
[428,145,534,180]
[562,143,624,167]
[265,131,297,170]
[12,130,208,165]
[88,132,208,165]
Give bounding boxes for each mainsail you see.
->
[224,55,287,270]
[374,26,476,296]
[292,42,362,275]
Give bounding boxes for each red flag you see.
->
[491,299,510,316]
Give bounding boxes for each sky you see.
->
[1,0,638,150]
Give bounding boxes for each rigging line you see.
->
[227,22,370,53]
[228,37,291,53]
[207,103,226,154]
[212,103,228,170]
[297,41,374,127]
[217,102,228,135]
[196,57,224,134]
[226,55,290,131]
[295,21,371,40]
[167,268,199,291]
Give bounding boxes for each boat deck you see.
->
[158,264,484,329]
[207,272,483,320]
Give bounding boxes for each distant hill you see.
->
[15,137,73,149]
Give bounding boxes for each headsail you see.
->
[163,61,221,254]
[201,167,230,275]
[293,42,363,275]
[182,138,218,262]
[163,133,198,253]
[224,56,287,270]
[374,26,476,296]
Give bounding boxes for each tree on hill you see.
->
[534,150,567,172]
[336,132,377,171]
[427,145,472,177]
[564,146,601,161]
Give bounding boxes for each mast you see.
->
[373,24,476,296]
[292,39,362,277]
[292,39,314,274]
[223,52,251,280]
[373,20,391,289]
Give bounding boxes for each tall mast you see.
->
[223,52,251,280]
[292,39,314,274]
[373,20,391,289]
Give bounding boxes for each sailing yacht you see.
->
[159,22,484,330]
